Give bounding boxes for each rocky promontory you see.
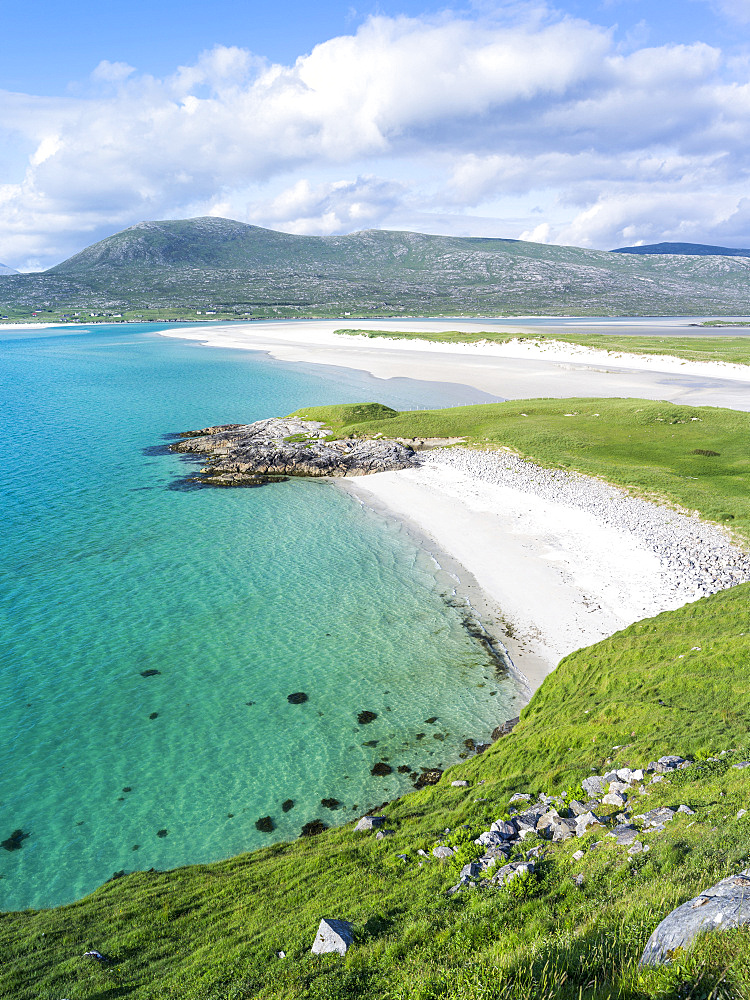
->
[170,417,417,486]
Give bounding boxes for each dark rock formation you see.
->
[170,417,417,486]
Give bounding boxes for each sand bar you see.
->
[160,319,750,411]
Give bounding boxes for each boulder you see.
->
[575,811,605,837]
[489,819,517,839]
[640,871,750,966]
[568,799,588,816]
[509,793,531,805]
[475,831,509,848]
[582,776,606,798]
[491,860,535,887]
[311,918,354,956]
[432,845,455,859]
[602,791,627,808]
[354,816,385,832]
[652,755,688,774]
[636,807,677,830]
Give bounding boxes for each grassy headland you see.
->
[2,585,750,999]
[292,398,750,543]
[334,328,750,366]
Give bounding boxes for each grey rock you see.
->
[654,755,688,773]
[582,776,607,798]
[489,819,517,839]
[572,850,585,862]
[509,792,531,804]
[354,815,385,832]
[375,829,395,840]
[451,780,469,787]
[629,841,649,855]
[575,811,605,837]
[573,873,585,888]
[432,845,455,859]
[475,831,509,848]
[677,805,696,815]
[514,807,546,832]
[460,862,482,880]
[491,860,535,887]
[602,791,628,808]
[603,771,620,784]
[607,780,631,795]
[738,809,748,819]
[568,799,588,816]
[311,918,354,956]
[640,870,750,966]
[732,762,750,769]
[637,807,677,829]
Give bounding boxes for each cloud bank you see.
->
[1,8,750,268]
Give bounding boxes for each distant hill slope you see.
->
[612,241,750,258]
[0,262,18,275]
[3,217,750,320]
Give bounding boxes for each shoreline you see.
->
[341,449,750,693]
[158,319,750,411]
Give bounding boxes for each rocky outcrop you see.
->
[170,417,417,486]
[640,870,750,966]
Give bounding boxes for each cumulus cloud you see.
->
[1,8,750,267]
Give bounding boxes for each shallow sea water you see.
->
[0,324,523,910]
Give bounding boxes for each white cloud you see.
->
[1,8,750,267]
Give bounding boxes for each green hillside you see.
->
[3,217,750,321]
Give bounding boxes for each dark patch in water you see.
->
[433,734,445,741]
[142,443,174,456]
[357,710,377,724]
[107,870,126,883]
[227,813,234,819]
[122,787,132,793]
[287,692,308,704]
[245,701,255,706]
[300,820,327,837]
[140,669,161,677]
[255,816,275,833]
[397,765,412,773]
[321,798,341,810]
[362,740,379,747]
[149,712,159,720]
[156,829,168,838]
[416,733,426,740]
[425,717,438,724]
[1,829,29,852]
[117,796,125,801]
[371,762,393,776]
[282,799,295,813]
[132,845,140,851]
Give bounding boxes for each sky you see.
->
[1,0,750,270]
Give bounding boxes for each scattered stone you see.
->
[629,841,649,855]
[354,816,385,832]
[282,799,295,812]
[491,860,535,887]
[451,780,469,788]
[509,793,532,804]
[1,829,29,852]
[371,762,392,776]
[301,820,328,837]
[603,791,628,808]
[637,807,677,830]
[277,951,286,959]
[573,873,585,888]
[677,804,696,815]
[572,850,585,862]
[582,776,607,798]
[653,755,688,773]
[255,816,275,833]
[732,762,750,769]
[489,819,517,839]
[475,831,509,848]
[575,811,605,837]
[375,830,394,840]
[640,870,750,967]
[425,717,438,724]
[568,800,588,816]
[357,711,377,725]
[311,918,354,956]
[287,692,308,704]
[737,809,748,819]
[433,846,455,859]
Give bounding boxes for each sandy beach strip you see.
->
[342,449,750,693]
[160,320,750,411]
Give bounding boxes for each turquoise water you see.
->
[0,324,522,910]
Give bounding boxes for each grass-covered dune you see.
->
[334,328,750,367]
[292,398,750,543]
[2,586,750,999]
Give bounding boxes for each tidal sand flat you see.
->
[160,318,750,411]
[0,324,524,910]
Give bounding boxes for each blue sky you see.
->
[1,0,749,268]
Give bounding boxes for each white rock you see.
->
[451,780,469,787]
[354,816,385,832]
[311,919,354,956]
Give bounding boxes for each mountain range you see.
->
[2,217,750,320]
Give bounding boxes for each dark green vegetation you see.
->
[2,585,750,998]
[4,217,750,321]
[293,398,750,543]
[335,328,750,365]
[612,242,750,257]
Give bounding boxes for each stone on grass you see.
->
[451,780,469,787]
[575,811,604,837]
[432,845,455,859]
[640,870,750,967]
[509,793,531,804]
[733,762,750,769]
[602,791,627,808]
[375,830,394,840]
[311,919,354,956]
[572,850,585,862]
[677,804,696,815]
[737,809,748,819]
[637,807,677,830]
[354,815,385,832]
[582,776,606,798]
[489,819,517,839]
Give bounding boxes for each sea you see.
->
[0,323,524,911]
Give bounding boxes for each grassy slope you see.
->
[293,398,750,543]
[333,328,750,366]
[2,587,750,999]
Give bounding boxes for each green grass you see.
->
[291,398,750,543]
[334,328,750,366]
[3,586,750,999]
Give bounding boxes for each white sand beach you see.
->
[160,318,750,411]
[160,319,750,694]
